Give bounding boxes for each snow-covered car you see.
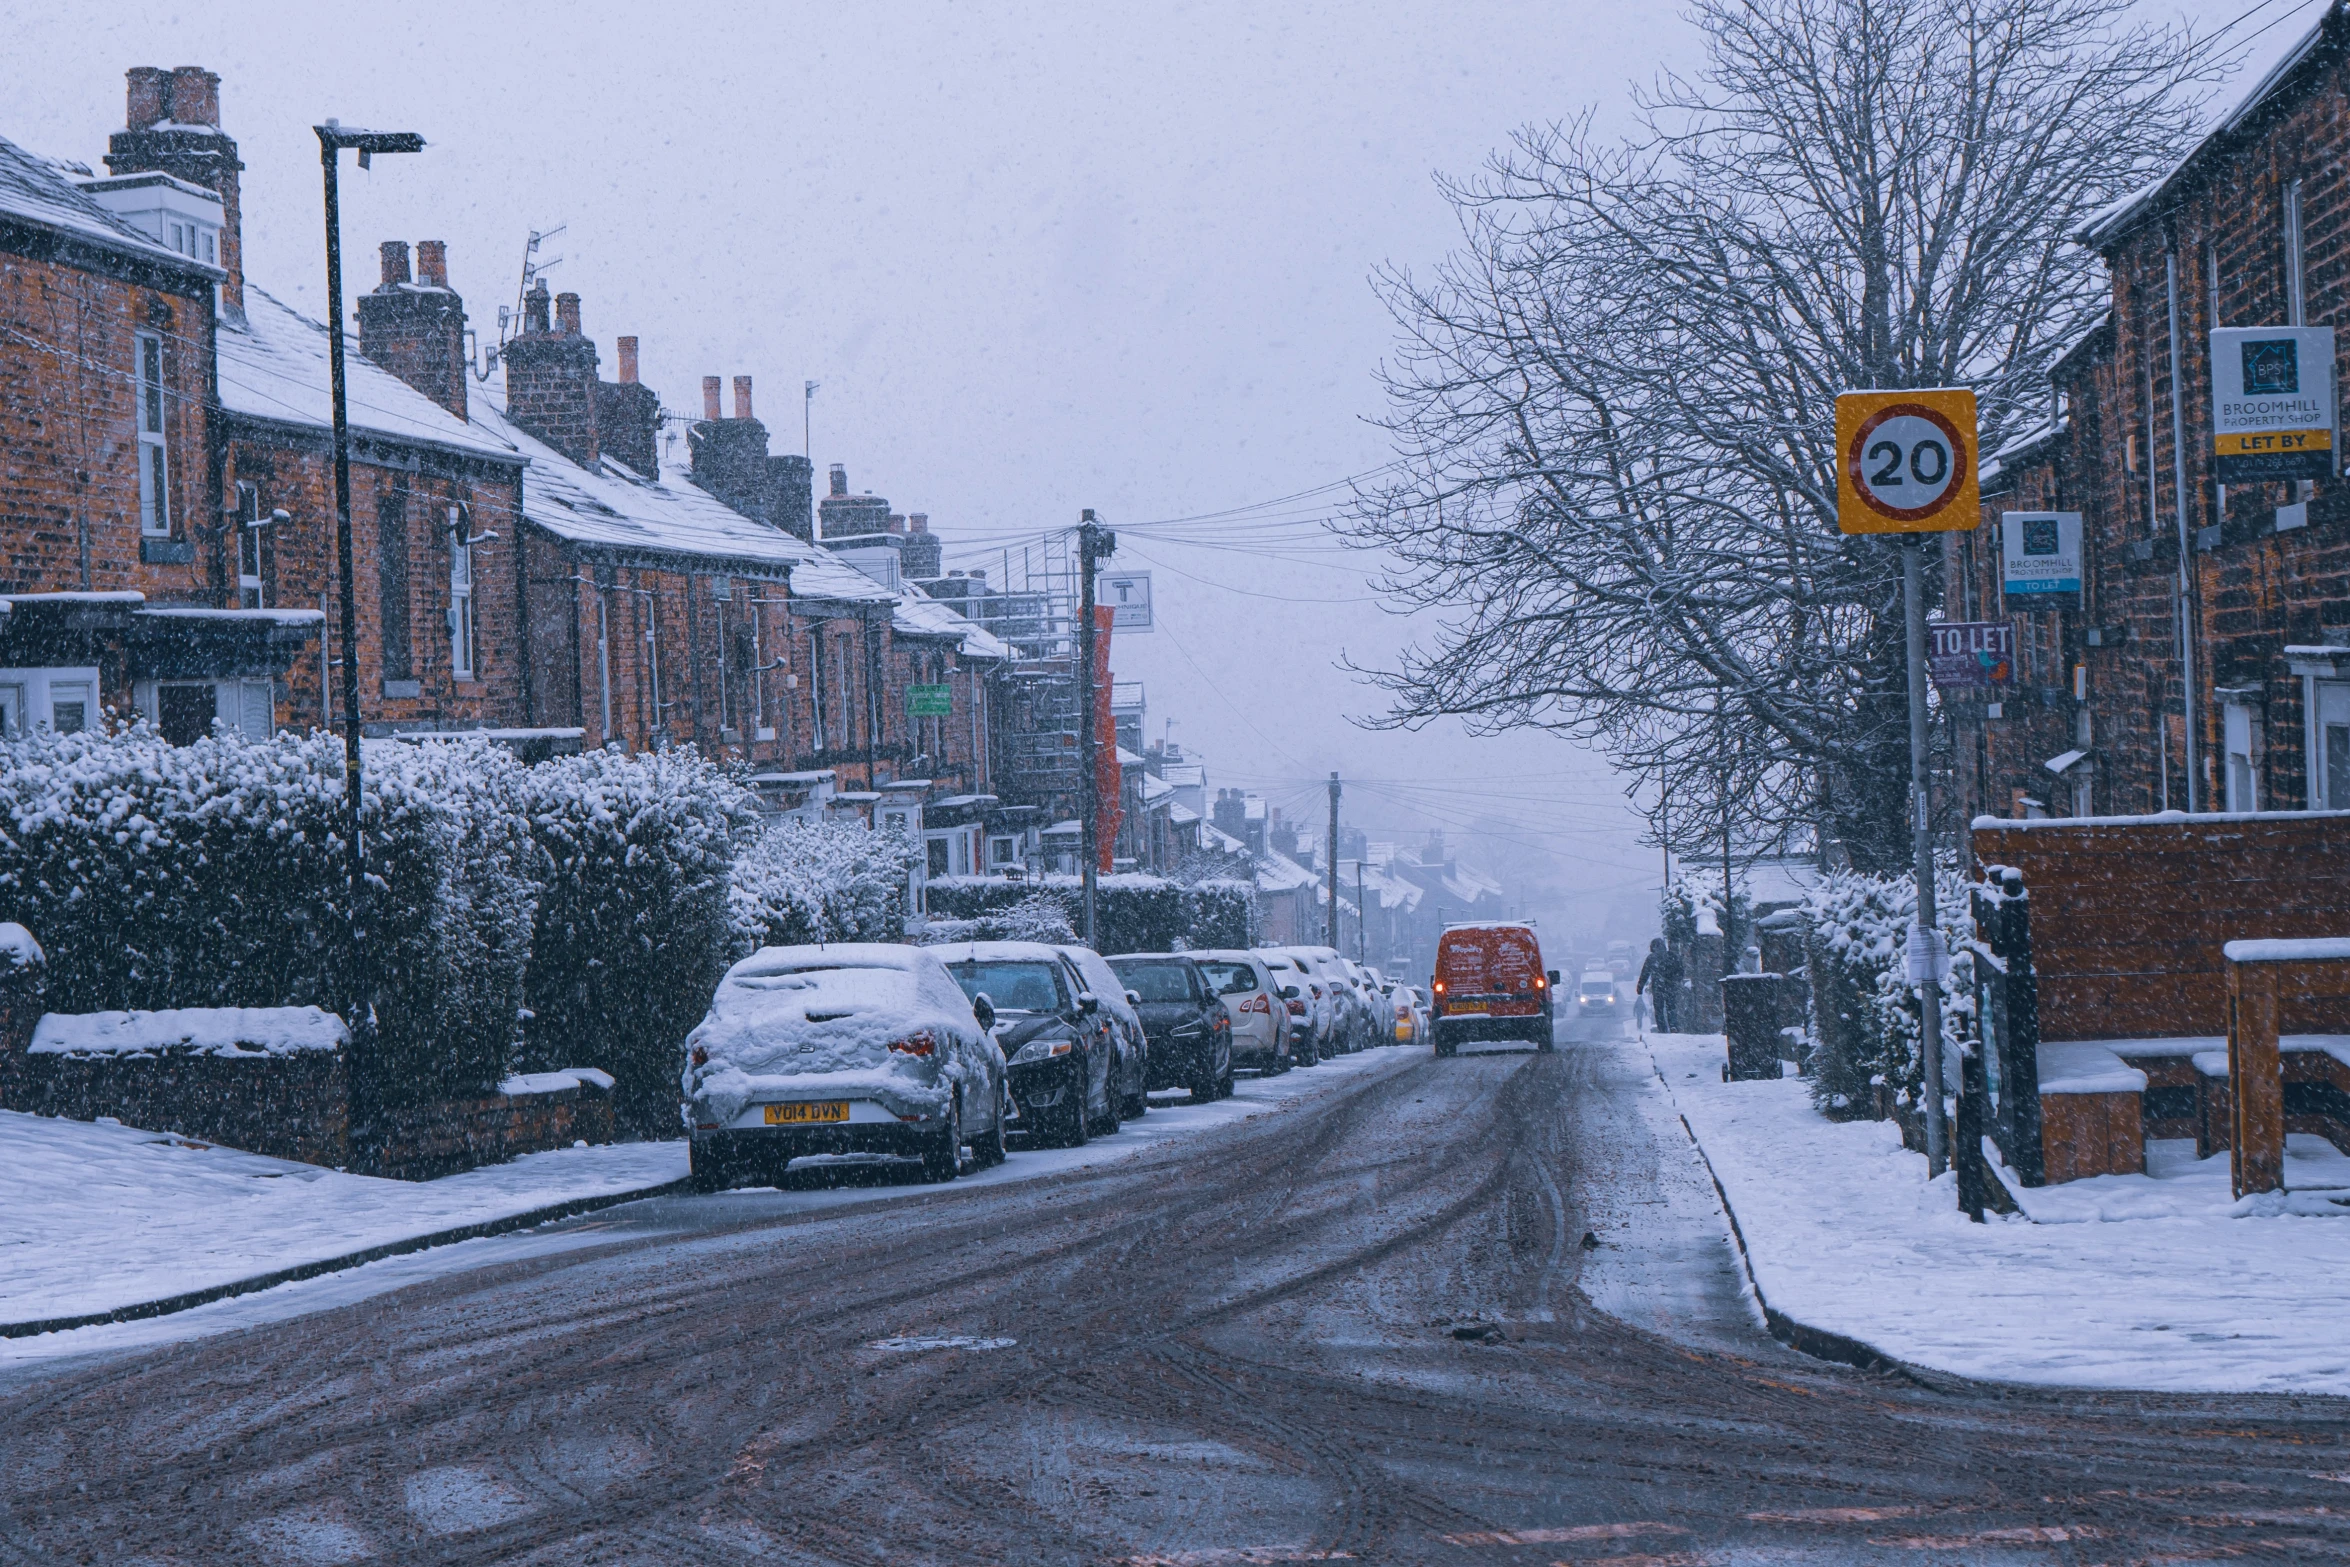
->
[1109,952,1234,1099]
[944,942,1121,1145]
[1256,950,1325,1065]
[1193,949,1291,1074]
[683,943,1007,1190]
[1055,943,1152,1118]
[1298,948,1370,1053]
[1391,984,1430,1046]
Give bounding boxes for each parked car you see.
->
[1284,947,1361,1054]
[1431,922,1558,1055]
[682,943,1008,1190]
[1390,984,1430,1047]
[1109,952,1234,1099]
[941,942,1120,1146]
[1056,942,1152,1118]
[1256,950,1324,1065]
[1194,949,1292,1074]
[1578,968,1620,1011]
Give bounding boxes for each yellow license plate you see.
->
[1450,1001,1489,1014]
[765,1101,850,1125]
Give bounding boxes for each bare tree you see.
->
[1346,0,2215,869]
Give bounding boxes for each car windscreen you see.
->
[945,960,1066,1014]
[1197,961,1259,995]
[1113,962,1194,1003]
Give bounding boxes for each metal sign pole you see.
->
[1904,539,1948,1174]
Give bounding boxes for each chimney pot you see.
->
[378,240,411,288]
[829,463,848,497]
[523,280,551,335]
[617,336,640,384]
[969,569,986,588]
[554,291,582,336]
[125,67,168,131]
[415,239,447,287]
[888,513,906,535]
[909,513,929,533]
[733,374,753,420]
[165,66,220,127]
[702,376,723,421]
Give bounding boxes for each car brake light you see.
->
[888,1031,937,1057]
[689,1044,708,1068]
[1286,999,1307,1016]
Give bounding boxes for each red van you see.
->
[1430,922,1558,1055]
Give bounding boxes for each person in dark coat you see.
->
[1637,937,1683,1032]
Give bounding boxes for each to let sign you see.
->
[1836,388,1980,534]
[2211,325,2336,482]
[1928,621,2014,690]
[2001,511,2082,599]
[907,684,952,717]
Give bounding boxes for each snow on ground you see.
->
[0,1113,686,1328]
[0,1047,1409,1371]
[1648,1030,2350,1394]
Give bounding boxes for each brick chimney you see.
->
[901,512,943,579]
[688,371,779,526]
[595,333,660,480]
[357,237,469,420]
[818,465,892,540]
[502,279,600,465]
[767,455,814,542]
[107,65,246,315]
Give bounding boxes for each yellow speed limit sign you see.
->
[1836,388,1980,534]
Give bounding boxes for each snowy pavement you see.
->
[0,1048,1409,1371]
[1646,1029,2350,1394]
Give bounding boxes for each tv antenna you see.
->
[470,224,567,381]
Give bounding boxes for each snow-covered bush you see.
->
[1800,864,1973,1123]
[923,873,1258,953]
[0,725,536,1102]
[916,891,1075,946]
[731,815,918,950]
[519,747,747,1136]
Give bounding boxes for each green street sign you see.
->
[908,683,953,717]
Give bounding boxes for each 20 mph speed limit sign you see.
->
[1835,387,1980,534]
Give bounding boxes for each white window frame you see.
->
[2311,679,2350,811]
[235,481,267,608]
[2286,178,2308,328]
[448,514,477,682]
[135,331,170,537]
[0,666,102,736]
[133,678,276,744]
[809,630,828,751]
[2223,701,2260,813]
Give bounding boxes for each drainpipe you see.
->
[2165,247,2199,812]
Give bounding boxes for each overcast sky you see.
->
[6,0,2302,933]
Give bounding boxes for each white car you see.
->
[1256,950,1326,1065]
[1269,947,1343,1060]
[1578,969,1620,1010]
[1194,949,1292,1074]
[683,943,1007,1190]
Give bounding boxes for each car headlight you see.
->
[1011,1036,1077,1065]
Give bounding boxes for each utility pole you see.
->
[1354,859,1367,962]
[1077,511,1115,944]
[1326,772,1341,949]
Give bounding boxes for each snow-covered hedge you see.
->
[923,873,1257,954]
[916,891,1076,946]
[0,726,534,1102]
[1800,864,1973,1122]
[731,816,918,951]
[518,747,748,1137]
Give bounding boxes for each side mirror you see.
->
[971,993,996,1032]
[1547,970,1561,985]
[1077,991,1101,1013]
[1280,984,1300,1000]
[1125,989,1143,1008]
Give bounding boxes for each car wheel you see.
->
[1218,1053,1235,1098]
[921,1099,962,1183]
[1120,1052,1149,1119]
[1089,1050,1121,1136]
[687,1140,728,1193]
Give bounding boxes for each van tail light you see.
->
[1431,980,1445,994]
[888,1031,937,1058]
[1533,975,1546,990]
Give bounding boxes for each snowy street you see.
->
[7,1016,2349,1565]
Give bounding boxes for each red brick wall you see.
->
[0,250,217,614]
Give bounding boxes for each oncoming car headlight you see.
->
[1011,1036,1077,1065]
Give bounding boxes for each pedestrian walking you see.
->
[1637,937,1683,1033]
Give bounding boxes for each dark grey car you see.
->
[1108,953,1233,1101]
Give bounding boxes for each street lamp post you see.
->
[316,121,424,1135]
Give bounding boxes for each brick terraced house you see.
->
[1952,6,2350,824]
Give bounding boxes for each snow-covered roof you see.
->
[2080,13,2334,248]
[1140,773,1175,804]
[0,131,219,280]
[1202,822,1246,853]
[462,366,892,597]
[217,287,519,465]
[891,588,1013,660]
[1980,413,2071,487]
[1168,802,1200,826]
[1256,850,1317,894]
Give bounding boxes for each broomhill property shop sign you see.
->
[2212,325,2337,483]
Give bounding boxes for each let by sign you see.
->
[1928,621,2014,690]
